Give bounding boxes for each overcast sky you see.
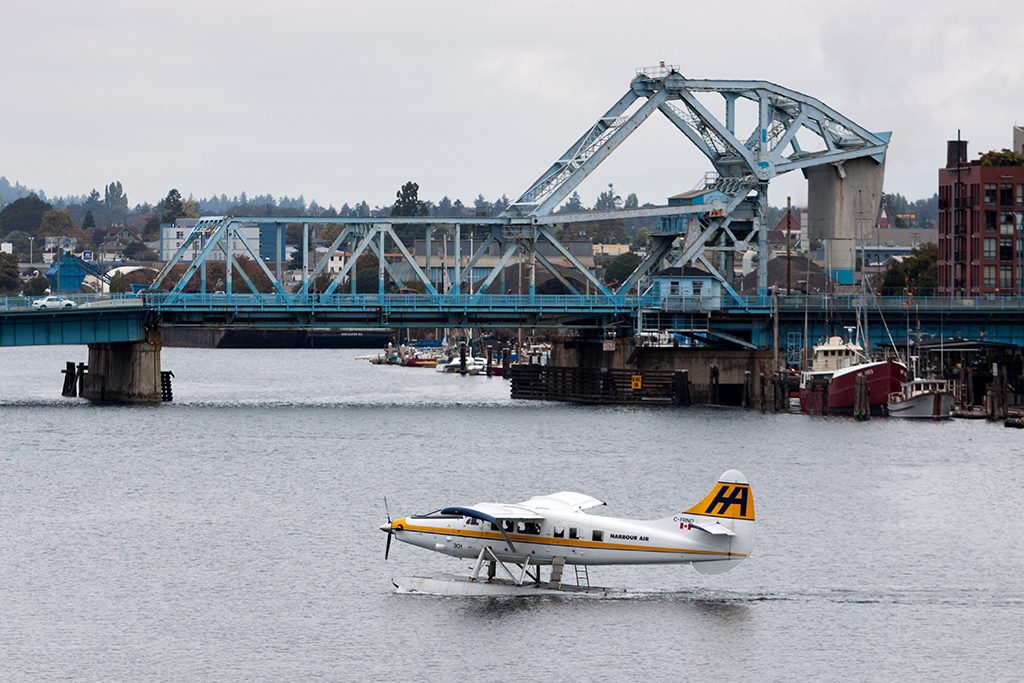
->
[3,1,1022,212]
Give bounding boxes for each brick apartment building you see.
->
[938,138,1024,297]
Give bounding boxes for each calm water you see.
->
[1,345,1022,682]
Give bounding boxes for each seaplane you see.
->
[380,470,754,596]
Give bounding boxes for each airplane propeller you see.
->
[381,497,393,560]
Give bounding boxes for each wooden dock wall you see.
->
[510,365,690,405]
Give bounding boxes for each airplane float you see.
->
[380,469,754,596]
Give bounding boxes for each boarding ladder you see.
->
[574,563,591,588]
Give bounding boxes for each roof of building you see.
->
[649,266,714,278]
[737,253,837,294]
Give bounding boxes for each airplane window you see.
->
[517,521,526,533]
[553,526,564,538]
[503,520,514,532]
[465,517,479,526]
[490,522,498,531]
[524,522,540,535]
[569,527,579,539]
[592,530,604,542]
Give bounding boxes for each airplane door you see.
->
[567,524,586,560]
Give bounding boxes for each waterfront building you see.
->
[937,136,1024,297]
[161,219,260,262]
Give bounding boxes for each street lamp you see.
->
[29,236,34,264]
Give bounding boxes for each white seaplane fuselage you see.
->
[383,470,755,576]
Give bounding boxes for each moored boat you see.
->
[887,379,955,419]
[799,336,908,416]
[437,356,487,374]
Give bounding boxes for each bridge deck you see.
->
[3,293,1024,347]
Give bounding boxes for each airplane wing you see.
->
[518,492,606,513]
[439,503,544,523]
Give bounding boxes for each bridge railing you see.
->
[8,291,1024,315]
[145,292,659,311]
[731,294,1024,312]
[0,292,140,312]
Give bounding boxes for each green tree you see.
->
[104,181,127,210]
[594,183,621,211]
[0,252,20,294]
[977,148,1024,167]
[392,182,428,217]
[0,195,53,236]
[880,243,938,296]
[633,227,651,249]
[355,253,386,293]
[142,213,162,241]
[123,241,144,259]
[82,210,96,229]
[311,271,335,293]
[603,251,641,286]
[23,274,50,296]
[39,209,82,237]
[556,191,585,214]
[104,181,128,225]
[109,270,128,293]
[391,181,429,247]
[161,189,186,224]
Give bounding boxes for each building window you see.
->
[984,265,997,288]
[1001,237,1014,261]
[176,231,184,238]
[984,238,997,260]
[985,183,998,205]
[1018,184,1024,206]
[1001,184,1015,207]
[1002,213,1017,235]
[692,280,703,297]
[985,211,998,231]
[1001,265,1013,290]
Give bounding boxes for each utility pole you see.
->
[786,196,792,295]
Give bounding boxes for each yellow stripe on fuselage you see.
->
[396,522,744,558]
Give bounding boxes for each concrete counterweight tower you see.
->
[806,156,887,285]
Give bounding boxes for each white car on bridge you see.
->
[32,295,77,310]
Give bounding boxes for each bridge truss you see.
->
[147,65,888,342]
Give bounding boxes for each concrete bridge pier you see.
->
[81,329,163,403]
[806,156,886,285]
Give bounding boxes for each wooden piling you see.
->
[854,374,870,421]
[61,362,77,397]
[77,362,87,396]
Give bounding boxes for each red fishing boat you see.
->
[799,336,907,416]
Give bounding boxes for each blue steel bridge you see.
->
[2,64,1021,393]
[4,291,1024,353]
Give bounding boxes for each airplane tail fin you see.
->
[677,470,755,575]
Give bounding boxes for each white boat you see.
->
[887,379,955,419]
[436,356,487,374]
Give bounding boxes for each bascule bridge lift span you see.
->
[505,63,891,299]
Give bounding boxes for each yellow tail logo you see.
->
[685,482,754,520]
